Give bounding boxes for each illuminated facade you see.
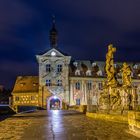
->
[11,18,140,111]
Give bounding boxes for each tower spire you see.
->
[49,15,58,48]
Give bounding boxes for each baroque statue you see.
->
[121,62,132,87]
[98,44,137,114]
[105,44,118,87]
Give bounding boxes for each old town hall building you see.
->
[11,19,140,112]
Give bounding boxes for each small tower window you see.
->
[75,82,80,90]
[46,80,51,86]
[57,64,62,72]
[57,80,62,86]
[46,64,51,72]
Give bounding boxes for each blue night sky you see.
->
[0,0,140,88]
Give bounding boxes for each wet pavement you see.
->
[0,110,139,140]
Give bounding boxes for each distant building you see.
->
[0,85,4,92]
[11,18,140,112]
[0,85,11,104]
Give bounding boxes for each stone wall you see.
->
[86,112,128,123]
[69,105,87,113]
[128,111,140,135]
[86,111,140,138]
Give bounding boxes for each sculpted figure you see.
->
[121,62,132,87]
[105,44,118,87]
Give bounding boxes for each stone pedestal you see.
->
[99,86,138,114]
[128,111,140,137]
[87,105,97,113]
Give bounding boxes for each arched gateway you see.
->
[47,96,62,110]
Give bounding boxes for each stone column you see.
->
[70,80,74,105]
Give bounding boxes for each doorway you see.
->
[47,96,62,110]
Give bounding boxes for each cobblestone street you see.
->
[0,110,139,140]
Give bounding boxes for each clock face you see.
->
[51,51,56,56]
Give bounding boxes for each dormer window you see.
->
[33,83,38,86]
[114,64,117,68]
[46,64,51,72]
[86,70,91,76]
[73,62,78,67]
[75,69,80,76]
[97,70,103,76]
[133,64,138,69]
[57,64,62,72]
[92,63,97,67]
[20,83,25,87]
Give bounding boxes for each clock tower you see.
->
[36,17,71,109]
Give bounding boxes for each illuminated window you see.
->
[15,96,19,101]
[87,81,92,90]
[33,83,38,86]
[46,64,51,72]
[20,83,25,87]
[75,82,80,90]
[98,82,103,90]
[46,80,51,86]
[57,64,62,72]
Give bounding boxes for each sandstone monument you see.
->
[99,44,138,114]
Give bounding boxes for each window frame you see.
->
[75,82,80,90]
[87,81,92,90]
[57,64,63,73]
[57,80,62,86]
[46,64,51,72]
[46,79,51,86]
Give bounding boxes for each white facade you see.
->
[36,48,71,108]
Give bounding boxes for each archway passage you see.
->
[47,96,62,110]
[50,98,60,110]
